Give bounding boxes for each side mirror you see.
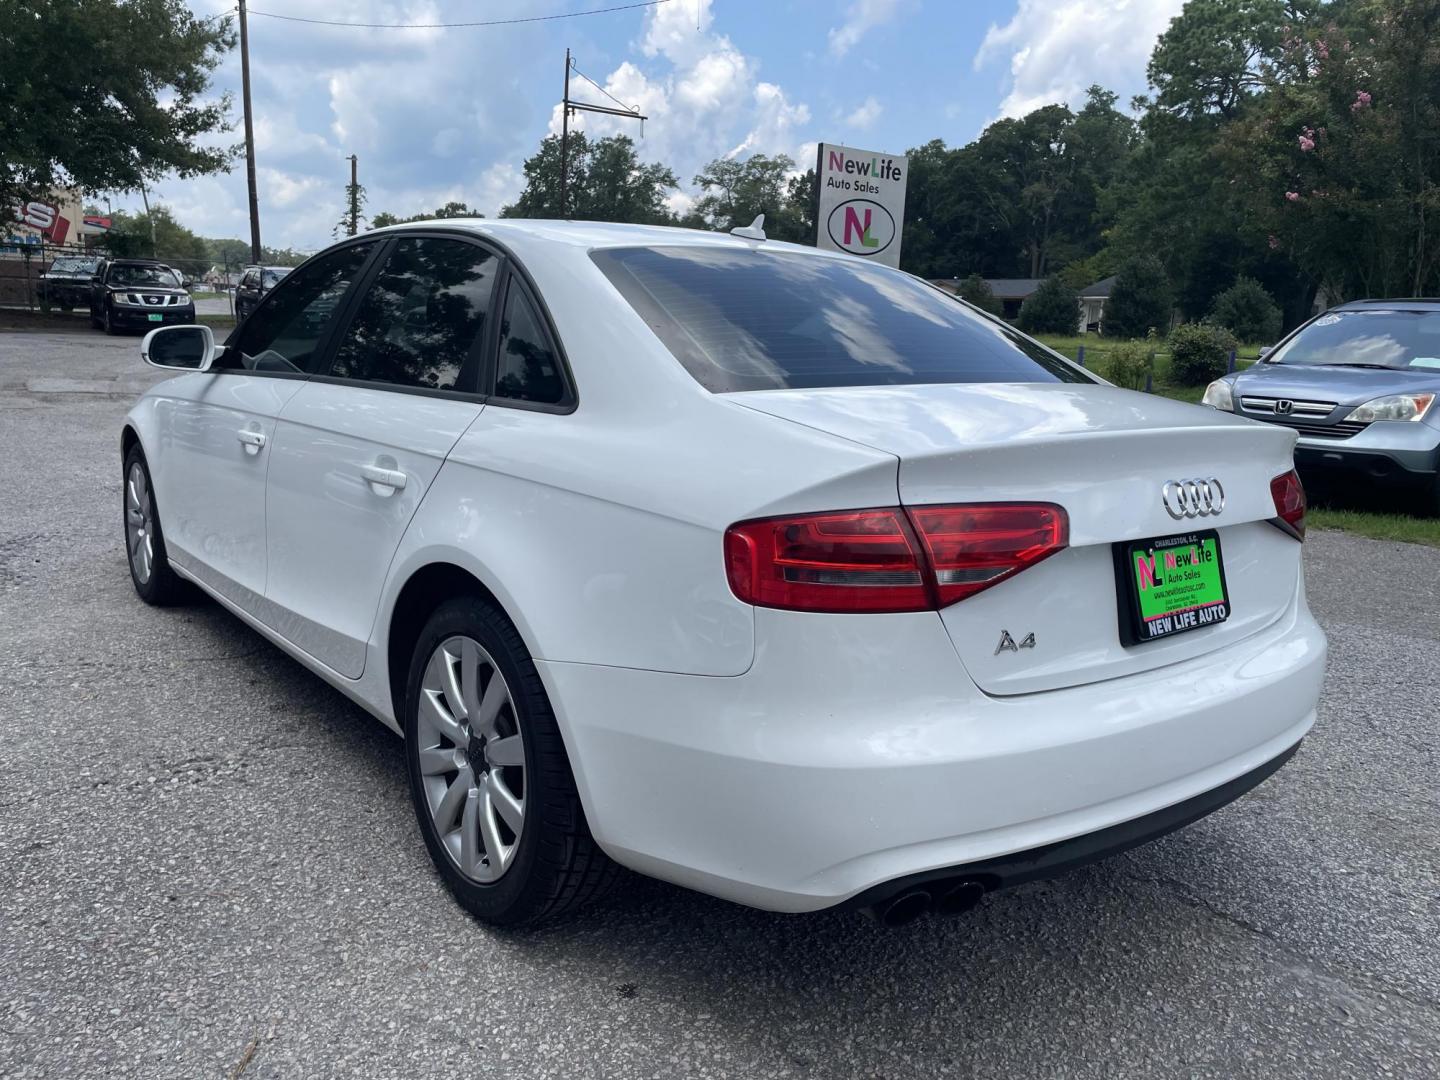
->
[142,324,218,372]
[1258,345,1274,359]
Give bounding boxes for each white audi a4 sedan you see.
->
[122,220,1326,927]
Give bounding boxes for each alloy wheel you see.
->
[416,636,527,883]
[126,462,154,584]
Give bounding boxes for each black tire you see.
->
[103,302,118,335]
[89,304,101,329]
[122,445,187,605]
[404,595,618,926]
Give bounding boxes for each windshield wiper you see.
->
[1322,362,1398,370]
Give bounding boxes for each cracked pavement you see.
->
[2,330,1438,1079]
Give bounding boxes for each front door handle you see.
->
[237,428,266,454]
[361,462,407,494]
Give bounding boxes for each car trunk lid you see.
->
[733,382,1303,695]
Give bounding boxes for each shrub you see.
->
[1099,341,1151,391]
[956,273,1002,316]
[1017,275,1080,334]
[1209,275,1283,343]
[1104,256,1173,339]
[1168,322,1238,386]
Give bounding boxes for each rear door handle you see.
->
[361,462,407,493]
[237,428,265,453]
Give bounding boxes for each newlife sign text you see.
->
[815,142,908,268]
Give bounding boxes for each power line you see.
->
[245,0,672,30]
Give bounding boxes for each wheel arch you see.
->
[120,422,141,461]
[385,561,520,725]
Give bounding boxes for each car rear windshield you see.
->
[1270,308,1440,371]
[591,246,1090,392]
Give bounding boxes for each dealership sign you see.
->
[815,143,908,268]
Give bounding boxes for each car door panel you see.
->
[259,234,499,679]
[264,385,482,677]
[146,372,303,606]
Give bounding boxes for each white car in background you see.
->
[121,220,1326,926]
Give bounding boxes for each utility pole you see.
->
[138,179,156,256]
[559,48,571,219]
[347,155,359,236]
[238,0,262,264]
[556,49,648,219]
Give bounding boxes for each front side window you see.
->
[1268,309,1440,371]
[592,246,1091,392]
[329,237,497,392]
[493,281,566,404]
[227,243,374,373]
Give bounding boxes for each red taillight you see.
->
[1270,469,1307,540]
[724,503,1068,613]
[908,503,1069,605]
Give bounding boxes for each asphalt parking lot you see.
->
[2,329,1438,1080]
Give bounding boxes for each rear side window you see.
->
[591,246,1090,392]
[329,237,497,392]
[493,280,566,405]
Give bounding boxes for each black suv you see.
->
[88,259,196,334]
[234,265,292,322]
[40,255,101,311]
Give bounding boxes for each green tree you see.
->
[1209,275,1283,342]
[1146,0,1298,121]
[501,132,677,223]
[334,180,367,239]
[1103,255,1173,338]
[372,201,482,229]
[105,205,208,267]
[689,153,796,234]
[1017,275,1080,334]
[1219,0,1440,297]
[956,273,1002,315]
[0,0,235,210]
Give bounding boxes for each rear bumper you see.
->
[843,738,1301,911]
[538,584,1326,913]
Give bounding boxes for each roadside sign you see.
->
[815,142,908,268]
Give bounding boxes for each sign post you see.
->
[814,142,908,269]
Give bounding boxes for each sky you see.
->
[129,0,1188,253]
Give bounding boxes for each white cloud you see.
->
[975,0,1184,119]
[845,96,883,130]
[563,0,813,195]
[827,0,905,58]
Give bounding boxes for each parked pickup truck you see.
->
[40,255,101,311]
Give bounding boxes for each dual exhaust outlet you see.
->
[864,878,988,927]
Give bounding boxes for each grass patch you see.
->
[1308,507,1440,547]
[198,314,235,332]
[1033,333,1263,405]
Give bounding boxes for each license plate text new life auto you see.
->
[1115,530,1230,645]
[147,313,164,322]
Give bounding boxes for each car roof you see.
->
[1331,298,1440,311]
[365,217,856,262]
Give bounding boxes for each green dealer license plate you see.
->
[147,313,164,322]
[1116,529,1230,645]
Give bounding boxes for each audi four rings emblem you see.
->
[1162,478,1226,519]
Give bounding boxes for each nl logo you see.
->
[825,198,897,256]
